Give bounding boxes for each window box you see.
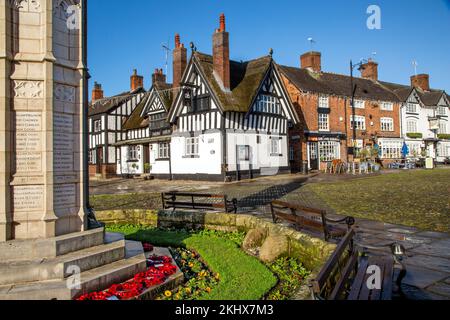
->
[407,133,423,139]
[438,134,450,140]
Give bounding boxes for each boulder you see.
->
[243,228,267,250]
[259,235,289,263]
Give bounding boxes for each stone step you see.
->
[0,241,147,300]
[0,240,126,286]
[0,228,105,262]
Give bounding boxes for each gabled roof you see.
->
[418,90,445,106]
[153,81,174,112]
[280,66,400,103]
[193,52,273,112]
[381,81,447,106]
[88,87,146,116]
[122,92,151,130]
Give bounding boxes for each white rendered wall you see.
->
[171,132,223,175]
[226,133,288,175]
[149,142,171,175]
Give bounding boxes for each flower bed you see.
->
[76,249,177,301]
[158,248,220,300]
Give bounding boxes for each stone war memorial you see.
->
[0,0,147,300]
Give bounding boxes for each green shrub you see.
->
[406,132,423,139]
[438,134,450,140]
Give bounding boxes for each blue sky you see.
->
[88,0,450,97]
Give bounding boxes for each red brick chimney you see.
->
[301,51,321,73]
[360,59,378,81]
[130,69,144,91]
[92,82,104,101]
[173,34,187,88]
[213,13,230,90]
[152,68,166,85]
[411,74,430,91]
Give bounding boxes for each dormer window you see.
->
[319,95,329,108]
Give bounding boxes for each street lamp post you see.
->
[349,59,367,157]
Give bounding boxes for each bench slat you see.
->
[348,257,370,300]
[381,258,394,300]
[271,200,324,214]
[313,229,355,293]
[329,251,359,300]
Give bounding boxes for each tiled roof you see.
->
[280,66,400,103]
[122,92,151,130]
[153,81,174,111]
[381,81,446,106]
[193,52,272,112]
[88,87,146,116]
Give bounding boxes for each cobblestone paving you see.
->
[90,172,450,300]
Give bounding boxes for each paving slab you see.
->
[415,231,450,240]
[401,285,449,300]
[426,282,450,298]
[405,255,450,274]
[401,265,449,289]
[410,239,450,259]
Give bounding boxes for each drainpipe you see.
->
[222,113,228,181]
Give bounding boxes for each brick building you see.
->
[279,52,403,171]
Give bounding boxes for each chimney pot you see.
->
[411,74,430,91]
[173,34,187,88]
[92,82,104,101]
[219,13,226,32]
[152,69,166,85]
[301,51,321,73]
[130,69,144,91]
[213,14,230,90]
[360,60,379,81]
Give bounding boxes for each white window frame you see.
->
[354,100,365,109]
[406,119,418,133]
[270,137,281,156]
[318,113,330,131]
[350,115,366,130]
[256,94,280,114]
[158,142,170,159]
[381,117,394,132]
[185,137,199,157]
[381,102,394,111]
[318,140,340,162]
[406,103,418,113]
[439,121,447,135]
[94,120,102,132]
[437,106,447,117]
[379,139,403,159]
[319,95,329,108]
[128,145,139,161]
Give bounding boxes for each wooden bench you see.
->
[310,229,407,300]
[270,200,355,241]
[161,192,238,213]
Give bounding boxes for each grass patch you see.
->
[90,193,161,211]
[297,169,450,233]
[107,225,277,300]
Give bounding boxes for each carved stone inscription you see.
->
[54,184,76,209]
[13,185,44,212]
[15,112,42,172]
[54,113,74,152]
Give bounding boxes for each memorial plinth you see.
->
[0,1,146,299]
